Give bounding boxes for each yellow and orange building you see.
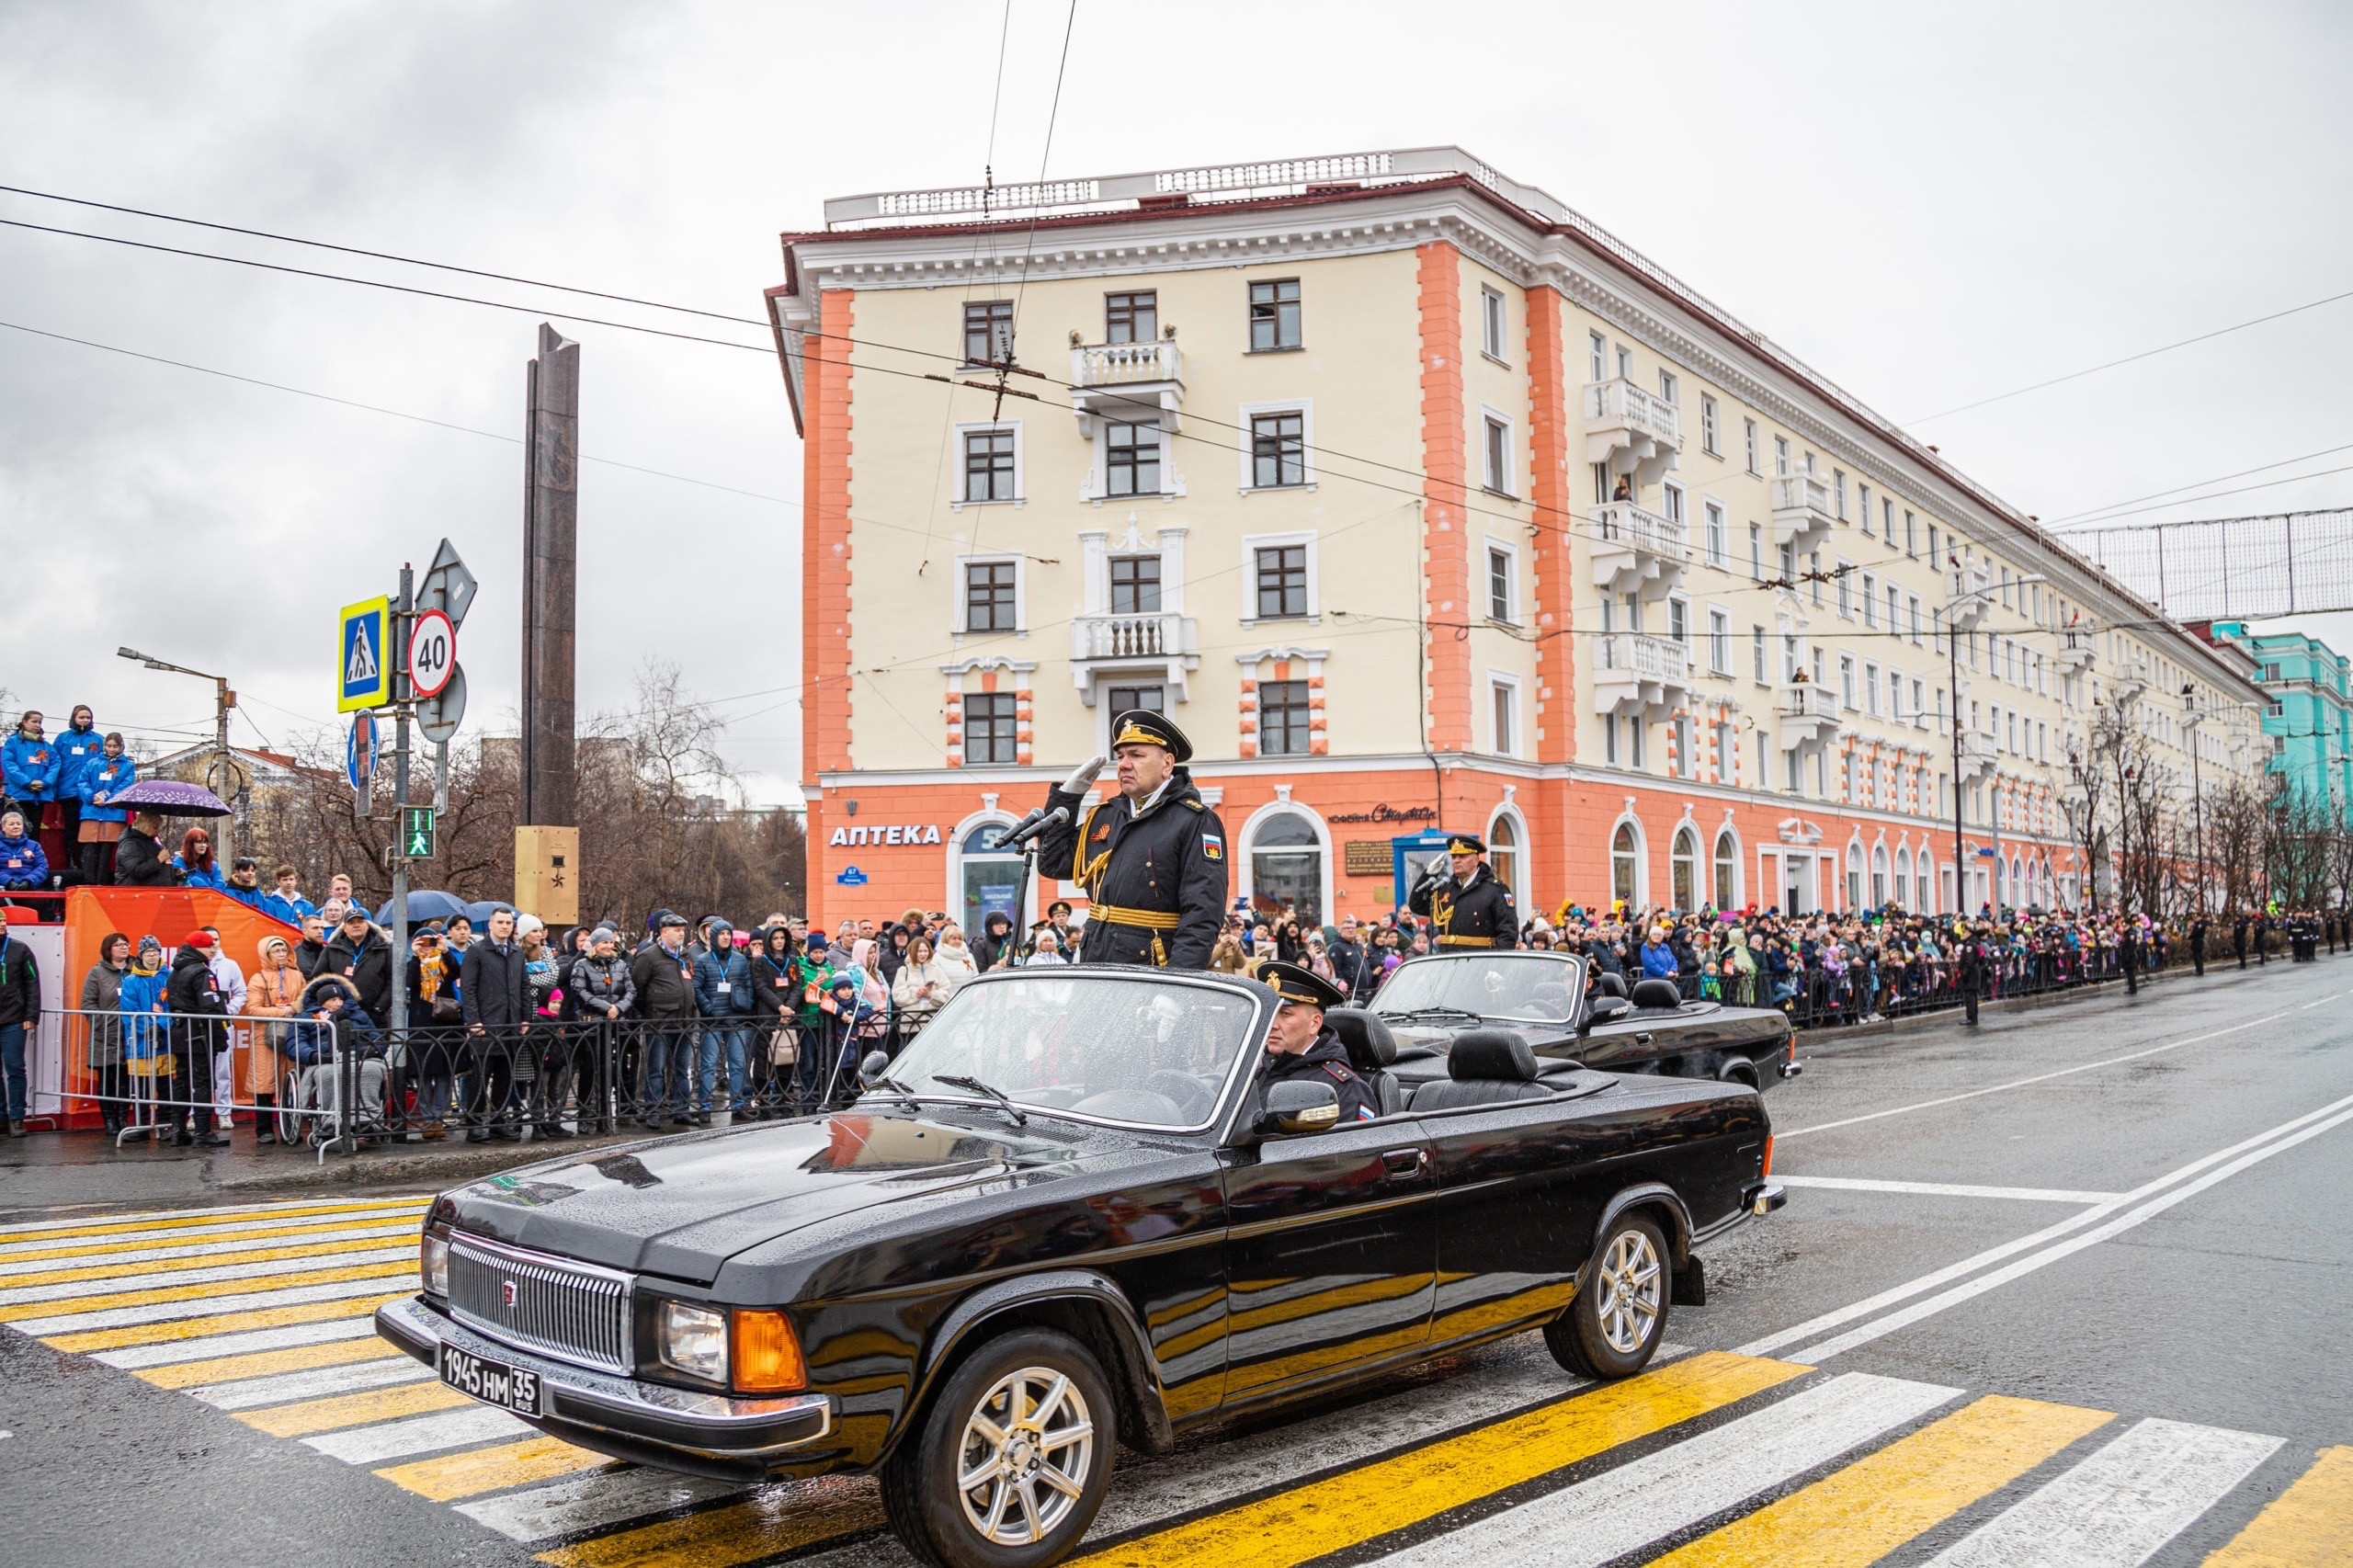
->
[767,148,2265,933]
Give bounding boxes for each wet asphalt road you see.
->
[1,952,2347,1564]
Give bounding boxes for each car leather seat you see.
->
[1629,977,1684,1011]
[1325,1007,1404,1117]
[1408,1028,1552,1111]
[1594,971,1629,999]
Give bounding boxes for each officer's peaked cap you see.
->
[1260,960,1346,1009]
[1109,709,1192,763]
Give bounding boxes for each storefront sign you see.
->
[826,824,944,846]
[1343,840,1392,877]
[1324,803,1438,824]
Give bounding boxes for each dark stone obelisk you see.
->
[520,323,578,826]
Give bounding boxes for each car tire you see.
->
[881,1326,1118,1568]
[1544,1211,1669,1381]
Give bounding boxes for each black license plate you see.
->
[439,1344,543,1415]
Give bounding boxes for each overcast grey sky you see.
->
[4,1,2348,801]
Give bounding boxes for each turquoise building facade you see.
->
[2202,620,2353,821]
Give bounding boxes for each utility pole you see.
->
[390,563,414,1036]
[116,648,240,864]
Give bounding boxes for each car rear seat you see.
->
[1325,1007,1404,1117]
[1629,977,1684,1012]
[1406,1028,1552,1111]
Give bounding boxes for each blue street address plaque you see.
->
[835,865,870,886]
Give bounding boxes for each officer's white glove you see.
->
[1060,754,1108,793]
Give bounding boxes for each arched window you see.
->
[1610,822,1640,907]
[955,818,1025,933]
[1670,827,1699,912]
[1248,812,1324,924]
[1894,846,1913,909]
[1712,830,1738,908]
[1870,843,1890,909]
[1845,843,1864,912]
[1488,813,1521,910]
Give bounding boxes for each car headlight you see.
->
[420,1231,449,1299]
[657,1300,729,1384]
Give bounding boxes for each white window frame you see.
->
[1703,499,1726,567]
[1240,529,1321,626]
[1588,331,1607,384]
[1745,418,1760,475]
[1661,480,1685,527]
[1479,405,1517,496]
[954,551,1027,635]
[1865,660,1882,717]
[1665,594,1690,645]
[951,420,1024,508]
[1836,560,1856,619]
[1483,537,1520,623]
[1480,287,1508,364]
[1834,470,1847,520]
[1749,523,1764,579]
[1700,394,1721,456]
[1840,654,1858,710]
[1774,436,1791,477]
[1708,607,1732,676]
[1657,369,1678,406]
[1237,398,1316,492]
[1488,673,1523,758]
[1861,573,1879,628]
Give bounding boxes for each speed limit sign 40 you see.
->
[408,608,458,699]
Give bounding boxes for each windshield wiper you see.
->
[1381,1006,1485,1025]
[860,1073,923,1106]
[932,1074,1029,1129]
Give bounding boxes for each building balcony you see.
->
[1583,379,1681,489]
[1945,564,1994,632]
[1769,472,1836,558]
[1777,682,1841,751]
[1957,731,1997,783]
[2055,629,2097,677]
[1066,340,1184,432]
[1589,501,1689,597]
[2109,657,2149,708]
[1593,632,1692,719]
[1068,611,1199,702]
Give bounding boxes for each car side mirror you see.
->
[1582,995,1631,1033]
[858,1050,891,1085]
[1254,1079,1341,1137]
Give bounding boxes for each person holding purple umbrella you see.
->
[113,812,182,886]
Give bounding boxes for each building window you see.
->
[1630,719,1646,768]
[1887,585,1901,632]
[1589,331,1607,383]
[1745,418,1760,474]
[962,301,1014,366]
[1753,626,1768,684]
[1658,369,1678,405]
[1882,498,1895,539]
[1260,679,1311,756]
[1835,471,1847,520]
[1104,682,1165,715]
[1248,278,1301,351]
[1491,679,1518,757]
[1483,415,1513,494]
[962,427,1017,503]
[963,561,1018,632]
[1705,501,1726,566]
[1488,815,1519,905]
[1774,436,1791,477]
[1487,548,1515,622]
[1858,483,1872,534]
[1840,655,1857,710]
[1837,568,1855,619]
[1865,661,1881,716]
[1611,823,1640,904]
[1713,830,1738,906]
[1105,422,1162,497]
[1108,554,1161,616]
[1700,394,1721,456]
[1905,510,1919,555]
[1780,542,1798,581]
[1667,597,1688,644]
[1250,411,1307,488]
[1749,524,1764,580]
[1480,288,1507,361]
[1811,551,1824,607]
[1909,596,1924,643]
[1247,811,1323,923]
[1861,574,1879,628]
[1662,482,1685,526]
[1671,826,1699,908]
[1105,290,1156,345]
[1710,609,1731,675]
[1617,344,1633,381]
[1604,712,1620,765]
[1255,545,1309,619]
[962,692,1017,764]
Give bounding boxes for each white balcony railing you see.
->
[1593,632,1693,718]
[1582,379,1682,488]
[1769,472,1836,556]
[1958,731,1998,781]
[1071,611,1195,663]
[1776,681,1841,751]
[2055,631,2097,676]
[1589,500,1690,594]
[1070,339,1181,388]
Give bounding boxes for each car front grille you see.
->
[448,1233,633,1375]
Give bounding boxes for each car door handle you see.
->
[1382,1148,1430,1180]
[1635,1032,1654,1045]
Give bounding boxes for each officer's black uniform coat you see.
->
[1036,767,1227,970]
[1256,1027,1377,1124]
[1408,862,1518,949]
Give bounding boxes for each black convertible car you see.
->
[1369,949,1802,1093]
[380,967,1784,1568]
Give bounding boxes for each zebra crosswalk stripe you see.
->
[2206,1444,2353,1565]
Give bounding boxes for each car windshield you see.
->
[1370,952,1587,1024]
[886,972,1263,1130]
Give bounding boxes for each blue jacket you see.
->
[222,881,267,910]
[262,892,317,926]
[54,723,107,797]
[1639,940,1679,980]
[178,861,227,890]
[0,832,48,889]
[2,733,60,801]
[76,756,136,824]
[694,944,756,1018]
[119,966,170,1061]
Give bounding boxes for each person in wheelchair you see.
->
[288,973,391,1143]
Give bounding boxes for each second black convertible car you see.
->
[381,968,1784,1568]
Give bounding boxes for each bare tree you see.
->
[2203,776,2268,915]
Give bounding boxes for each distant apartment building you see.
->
[2194,620,2353,819]
[767,147,2269,930]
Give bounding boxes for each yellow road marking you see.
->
[2206,1445,2353,1566]
[6,1214,420,1265]
[6,1234,414,1289]
[0,1260,416,1322]
[1067,1351,1808,1568]
[238,1377,470,1437]
[377,1436,615,1502]
[0,1199,426,1246]
[1648,1393,2115,1567]
[136,1335,405,1389]
[40,1290,413,1352]
[534,1477,885,1568]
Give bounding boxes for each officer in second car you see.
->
[1408,833,1518,949]
[1033,710,1227,969]
[1253,959,1377,1123]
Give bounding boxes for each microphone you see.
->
[996,805,1069,851]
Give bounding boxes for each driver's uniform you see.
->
[1410,862,1518,949]
[1256,1027,1378,1123]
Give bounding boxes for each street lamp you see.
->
[1945,565,2044,916]
[117,646,242,864]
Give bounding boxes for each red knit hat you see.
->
[183,930,216,949]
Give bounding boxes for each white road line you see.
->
[1777,1176,2121,1203]
[301,1404,531,1465]
[190,1355,433,1411]
[1923,1416,2282,1566]
[1776,999,2333,1140]
[0,1197,427,1237]
[0,1245,415,1305]
[1789,1105,2353,1361]
[1372,1372,1959,1568]
[11,1274,414,1335]
[94,1316,385,1369]
[1740,1089,2353,1358]
[456,1466,750,1542]
[0,1221,422,1277]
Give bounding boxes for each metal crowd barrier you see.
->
[53,1006,365,1165]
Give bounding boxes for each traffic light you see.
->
[401,805,437,859]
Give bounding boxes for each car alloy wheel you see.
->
[1591,1228,1663,1356]
[955,1365,1097,1546]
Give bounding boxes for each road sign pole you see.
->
[391,562,413,1038]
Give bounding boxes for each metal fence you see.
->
[1700,938,2192,1030]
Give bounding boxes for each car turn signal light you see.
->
[732,1309,807,1393]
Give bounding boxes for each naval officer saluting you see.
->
[1408,833,1519,949]
[1034,710,1228,969]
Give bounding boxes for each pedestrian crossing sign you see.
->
[338,595,392,712]
[402,805,436,859]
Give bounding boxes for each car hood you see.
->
[435,1109,1103,1284]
